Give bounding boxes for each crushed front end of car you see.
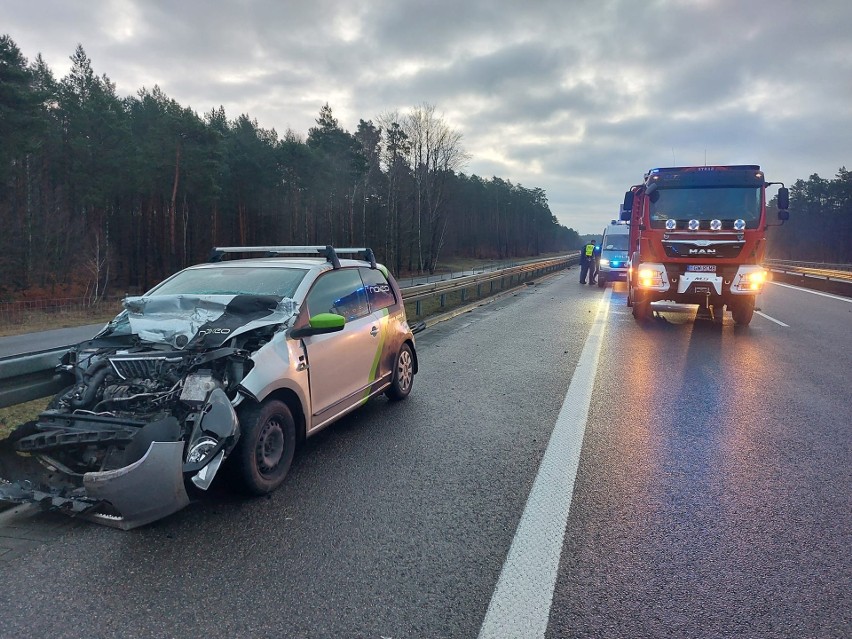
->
[0,293,297,529]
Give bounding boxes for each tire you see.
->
[631,289,652,320]
[711,304,725,323]
[231,399,296,495]
[385,343,414,401]
[731,297,755,326]
[597,275,607,289]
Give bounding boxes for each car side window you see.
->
[306,269,370,321]
[360,268,396,312]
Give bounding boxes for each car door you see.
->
[359,266,398,385]
[301,268,377,428]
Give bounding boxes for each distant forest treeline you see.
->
[0,36,581,299]
[767,168,852,264]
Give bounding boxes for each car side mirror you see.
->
[289,312,346,339]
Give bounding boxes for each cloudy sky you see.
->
[2,0,850,233]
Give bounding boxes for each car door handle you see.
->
[370,326,379,337]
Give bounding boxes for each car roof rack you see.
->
[208,245,377,269]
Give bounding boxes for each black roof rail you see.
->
[208,245,377,269]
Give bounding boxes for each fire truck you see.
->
[621,165,789,325]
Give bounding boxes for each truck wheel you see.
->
[711,304,726,323]
[597,275,607,289]
[731,297,755,326]
[385,343,414,401]
[632,291,652,321]
[232,399,296,495]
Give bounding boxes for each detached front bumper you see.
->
[0,440,191,530]
[83,441,191,529]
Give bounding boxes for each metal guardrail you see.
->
[0,254,578,410]
[764,259,852,272]
[764,259,852,294]
[0,348,71,411]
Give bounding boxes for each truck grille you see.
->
[663,242,744,259]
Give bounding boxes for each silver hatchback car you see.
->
[0,246,417,528]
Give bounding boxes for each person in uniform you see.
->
[580,240,596,284]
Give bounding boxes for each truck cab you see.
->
[621,165,789,324]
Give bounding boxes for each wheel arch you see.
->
[404,338,419,375]
[253,388,307,445]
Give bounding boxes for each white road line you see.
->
[755,311,789,327]
[769,281,852,303]
[478,287,612,639]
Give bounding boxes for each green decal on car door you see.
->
[362,308,389,402]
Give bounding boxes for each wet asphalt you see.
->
[0,273,848,639]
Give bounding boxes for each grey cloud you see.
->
[1,0,850,233]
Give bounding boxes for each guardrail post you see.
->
[440,293,445,308]
[461,289,466,302]
[416,300,421,316]
[476,284,482,297]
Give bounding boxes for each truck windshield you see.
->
[650,187,761,226]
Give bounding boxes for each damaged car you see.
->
[0,246,417,529]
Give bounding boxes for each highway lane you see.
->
[0,273,848,638]
[546,282,851,638]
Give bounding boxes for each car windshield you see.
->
[650,186,761,222]
[147,266,307,298]
[603,235,629,250]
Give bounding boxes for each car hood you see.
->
[106,294,298,348]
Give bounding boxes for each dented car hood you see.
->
[107,293,298,348]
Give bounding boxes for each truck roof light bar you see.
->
[209,246,377,269]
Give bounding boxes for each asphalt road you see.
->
[0,272,849,639]
[0,323,105,358]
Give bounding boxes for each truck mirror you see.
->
[620,192,634,221]
[778,208,789,221]
[777,186,789,210]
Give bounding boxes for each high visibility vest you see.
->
[585,244,595,257]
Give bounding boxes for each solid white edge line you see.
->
[755,311,789,327]
[769,281,852,303]
[477,287,612,639]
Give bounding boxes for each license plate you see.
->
[686,265,716,272]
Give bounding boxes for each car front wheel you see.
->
[386,343,414,401]
[232,399,296,495]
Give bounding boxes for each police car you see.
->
[597,221,630,288]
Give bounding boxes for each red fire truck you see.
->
[621,165,789,325]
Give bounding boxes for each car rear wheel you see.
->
[386,343,414,401]
[232,399,296,495]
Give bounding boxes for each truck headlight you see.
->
[637,266,667,289]
[599,258,610,267]
[732,267,767,293]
